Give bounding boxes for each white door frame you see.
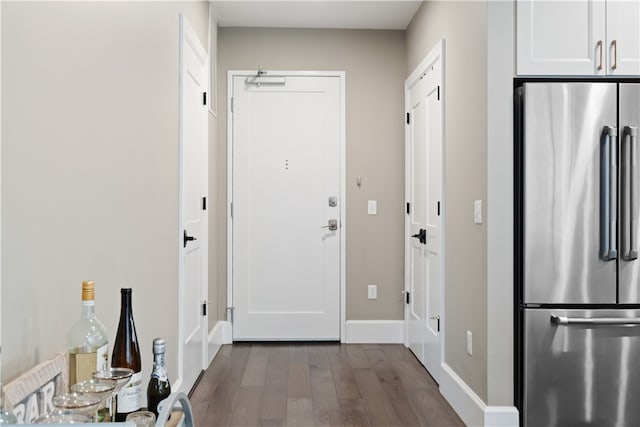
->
[404,40,446,372]
[226,70,346,341]
[177,14,209,393]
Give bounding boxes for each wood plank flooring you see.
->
[190,343,465,427]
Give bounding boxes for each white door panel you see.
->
[232,74,341,340]
[607,0,640,75]
[179,15,208,393]
[405,42,443,383]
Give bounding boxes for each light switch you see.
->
[368,200,377,215]
[474,200,482,224]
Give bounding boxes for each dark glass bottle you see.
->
[111,288,142,421]
[147,338,171,417]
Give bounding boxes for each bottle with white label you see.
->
[111,288,142,421]
[67,281,109,387]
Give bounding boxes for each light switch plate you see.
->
[368,200,377,215]
[474,200,482,224]
[368,284,377,300]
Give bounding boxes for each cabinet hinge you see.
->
[202,196,207,211]
[203,92,207,106]
[230,202,233,218]
[231,97,234,113]
[406,202,411,214]
[201,302,207,316]
[406,112,410,124]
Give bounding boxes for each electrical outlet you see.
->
[467,330,473,355]
[368,284,377,300]
[474,200,482,224]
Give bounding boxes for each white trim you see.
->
[440,363,519,427]
[344,320,404,344]
[226,70,346,342]
[484,406,520,427]
[206,321,232,365]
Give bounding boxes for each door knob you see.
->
[183,229,197,248]
[321,219,338,231]
[411,228,427,244]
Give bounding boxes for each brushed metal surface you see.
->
[618,84,640,304]
[523,83,617,304]
[524,309,640,427]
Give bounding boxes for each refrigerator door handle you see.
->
[625,125,639,260]
[602,126,618,260]
[551,314,640,325]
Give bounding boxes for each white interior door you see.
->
[405,41,444,383]
[179,15,208,393]
[231,72,342,340]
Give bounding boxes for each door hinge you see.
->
[231,97,234,113]
[437,86,440,101]
[202,196,207,211]
[202,302,207,316]
[230,202,233,218]
[203,92,207,106]
[406,291,410,304]
[437,201,440,216]
[406,112,410,124]
[406,202,411,214]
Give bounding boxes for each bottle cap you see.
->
[152,338,166,354]
[81,281,95,301]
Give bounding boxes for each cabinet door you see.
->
[517,0,606,75]
[606,0,640,75]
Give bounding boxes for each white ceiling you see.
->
[211,1,423,30]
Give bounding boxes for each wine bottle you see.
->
[67,281,109,386]
[111,288,142,421]
[147,338,171,417]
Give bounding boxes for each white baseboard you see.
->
[344,320,404,343]
[207,320,232,365]
[440,363,519,427]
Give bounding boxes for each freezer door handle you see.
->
[624,126,639,260]
[551,314,640,325]
[602,126,618,260]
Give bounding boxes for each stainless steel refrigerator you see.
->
[515,82,640,426]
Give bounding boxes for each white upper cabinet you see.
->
[606,0,640,75]
[517,0,640,76]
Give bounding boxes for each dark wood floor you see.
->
[190,343,465,427]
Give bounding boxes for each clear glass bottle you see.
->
[146,338,171,417]
[111,288,142,421]
[67,281,109,386]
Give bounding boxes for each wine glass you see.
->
[92,367,134,421]
[70,378,115,422]
[35,409,91,424]
[51,392,101,421]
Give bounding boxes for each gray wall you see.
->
[1,1,209,388]
[216,28,407,321]
[407,1,489,401]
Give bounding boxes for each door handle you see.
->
[611,39,618,71]
[551,314,640,326]
[183,229,197,248]
[430,315,440,332]
[601,126,618,260]
[597,40,603,71]
[624,126,638,260]
[411,228,427,245]
[321,219,338,231]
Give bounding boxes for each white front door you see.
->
[231,72,342,340]
[179,15,208,393]
[405,41,444,383]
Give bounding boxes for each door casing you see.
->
[226,70,346,341]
